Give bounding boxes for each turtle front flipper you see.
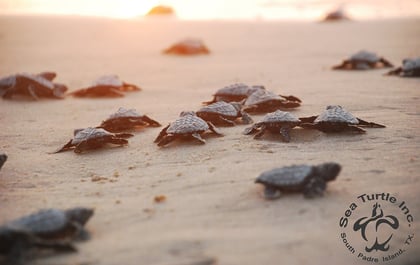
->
[385,67,402,76]
[191,133,206,144]
[263,186,281,200]
[27,85,39,100]
[217,116,236,126]
[108,137,129,146]
[240,111,253,124]
[332,60,350,70]
[303,177,327,198]
[154,125,170,143]
[243,124,259,135]
[279,94,302,103]
[380,58,394,68]
[34,239,77,252]
[279,126,292,142]
[356,118,386,128]
[52,139,75,153]
[253,124,267,139]
[142,115,161,127]
[157,134,176,147]
[121,82,141,91]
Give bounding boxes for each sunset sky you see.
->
[0,0,419,20]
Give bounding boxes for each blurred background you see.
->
[0,0,420,20]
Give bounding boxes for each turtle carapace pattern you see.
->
[255,163,341,199]
[332,50,393,70]
[299,105,385,133]
[243,110,300,142]
[98,107,161,132]
[196,101,253,126]
[54,127,133,153]
[163,39,210,55]
[154,111,223,146]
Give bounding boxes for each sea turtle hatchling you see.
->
[255,162,341,199]
[0,153,7,170]
[0,207,93,264]
[98,107,161,132]
[243,89,301,113]
[154,111,222,146]
[332,50,393,70]
[386,57,420,77]
[196,101,253,126]
[54,127,133,153]
[202,83,261,105]
[0,72,67,100]
[163,38,210,55]
[299,105,385,133]
[243,110,300,142]
[68,75,141,97]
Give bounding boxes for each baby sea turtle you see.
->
[163,38,210,55]
[98,107,161,132]
[243,89,301,113]
[332,50,393,70]
[196,101,253,126]
[54,127,133,153]
[0,153,7,170]
[69,75,141,97]
[386,57,420,77]
[322,8,349,22]
[154,111,222,146]
[0,207,93,264]
[203,83,261,105]
[299,105,386,133]
[255,162,341,199]
[243,110,300,142]
[0,72,67,100]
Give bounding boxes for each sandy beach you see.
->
[0,16,419,265]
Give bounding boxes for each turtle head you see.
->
[65,207,94,225]
[0,153,7,169]
[316,162,341,182]
[179,111,196,117]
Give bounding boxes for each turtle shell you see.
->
[17,73,55,90]
[107,107,142,119]
[402,58,420,71]
[72,128,113,144]
[7,209,69,236]
[167,113,209,134]
[349,51,380,63]
[314,105,358,124]
[245,89,283,106]
[92,75,123,87]
[261,110,300,123]
[214,83,255,97]
[197,101,239,117]
[256,165,314,189]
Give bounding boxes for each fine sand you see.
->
[0,16,419,265]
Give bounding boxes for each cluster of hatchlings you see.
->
[0,50,418,264]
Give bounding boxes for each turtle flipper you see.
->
[263,186,281,200]
[121,82,141,91]
[207,122,223,136]
[253,124,267,139]
[279,127,291,142]
[157,134,176,147]
[303,177,327,198]
[154,125,170,143]
[217,116,236,126]
[345,125,366,133]
[380,58,394,68]
[191,133,206,144]
[332,60,350,70]
[114,133,134,139]
[142,115,161,127]
[52,139,74,153]
[385,67,402,76]
[108,138,129,146]
[243,124,259,135]
[279,94,302,103]
[357,118,386,128]
[27,85,39,100]
[240,111,253,124]
[299,115,318,123]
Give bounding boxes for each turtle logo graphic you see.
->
[353,202,399,252]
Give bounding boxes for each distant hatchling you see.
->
[0,153,7,170]
[68,75,141,97]
[242,89,301,113]
[154,111,222,146]
[203,83,262,105]
[163,38,210,55]
[0,72,67,100]
[255,162,341,199]
[332,50,393,70]
[0,207,93,264]
[196,101,252,126]
[243,110,300,142]
[386,57,420,77]
[54,127,133,153]
[299,105,385,133]
[98,107,161,132]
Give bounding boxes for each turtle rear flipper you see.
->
[52,139,74,154]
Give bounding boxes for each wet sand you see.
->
[0,16,419,265]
